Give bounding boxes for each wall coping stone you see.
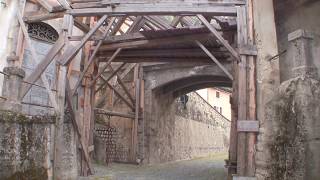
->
[3,67,25,78]
[0,110,55,124]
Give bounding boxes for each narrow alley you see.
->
[82,153,227,180]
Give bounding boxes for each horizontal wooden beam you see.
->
[95,108,135,119]
[97,48,228,58]
[67,4,237,16]
[23,11,64,23]
[98,57,227,63]
[98,33,214,51]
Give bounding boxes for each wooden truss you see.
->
[15,0,256,178]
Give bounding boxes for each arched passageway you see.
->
[141,63,232,164]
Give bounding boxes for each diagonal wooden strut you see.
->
[59,15,108,66]
[19,35,65,100]
[90,48,122,87]
[195,40,233,80]
[95,63,127,93]
[197,14,240,61]
[17,11,59,111]
[65,79,93,174]
[71,17,117,97]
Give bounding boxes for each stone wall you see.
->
[254,1,320,179]
[144,91,230,164]
[0,110,55,179]
[274,0,320,82]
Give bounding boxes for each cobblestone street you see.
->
[82,153,227,180]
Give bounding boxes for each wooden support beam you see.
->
[109,17,127,35]
[98,48,227,59]
[67,4,237,16]
[105,79,135,111]
[58,15,108,65]
[196,40,233,80]
[35,0,63,12]
[94,63,135,108]
[236,6,248,176]
[108,65,135,104]
[197,14,240,61]
[170,16,182,27]
[95,108,135,119]
[246,0,257,176]
[19,35,65,100]
[98,33,213,51]
[91,48,122,86]
[74,18,91,33]
[71,17,117,96]
[23,11,64,23]
[17,11,59,110]
[132,64,141,161]
[127,16,145,32]
[94,63,126,93]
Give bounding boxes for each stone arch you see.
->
[142,63,232,163]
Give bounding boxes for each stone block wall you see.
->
[0,110,55,179]
[144,91,230,164]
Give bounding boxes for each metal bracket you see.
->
[239,44,258,56]
[237,120,259,132]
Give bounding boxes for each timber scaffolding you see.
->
[13,0,259,179]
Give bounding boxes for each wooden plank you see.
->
[237,121,259,132]
[95,108,135,119]
[233,177,257,180]
[197,14,240,61]
[19,35,65,100]
[59,15,108,65]
[23,11,64,23]
[17,10,59,111]
[196,40,233,80]
[67,5,237,16]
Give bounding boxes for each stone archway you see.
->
[141,63,232,164]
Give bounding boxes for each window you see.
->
[27,22,59,43]
[220,107,223,114]
[216,91,220,98]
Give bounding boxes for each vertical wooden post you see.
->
[131,64,141,162]
[80,16,95,176]
[228,53,239,179]
[236,5,248,176]
[246,0,257,176]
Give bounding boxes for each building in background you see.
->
[197,88,231,120]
